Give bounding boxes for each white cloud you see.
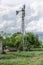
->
[26,18,43,32]
[0,21,6,28]
[0,0,43,33]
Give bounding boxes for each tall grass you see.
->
[0,51,43,59]
[0,51,43,65]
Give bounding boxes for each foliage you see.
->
[25,32,42,50]
[2,32,42,51]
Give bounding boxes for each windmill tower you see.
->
[16,5,25,50]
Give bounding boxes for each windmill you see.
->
[16,5,26,50]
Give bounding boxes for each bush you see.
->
[2,32,42,51]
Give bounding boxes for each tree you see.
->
[2,32,42,51]
[10,32,22,50]
[25,32,42,50]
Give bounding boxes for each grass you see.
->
[0,51,43,65]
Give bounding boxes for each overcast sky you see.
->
[0,0,43,33]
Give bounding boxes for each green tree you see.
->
[2,32,42,51]
[25,32,42,50]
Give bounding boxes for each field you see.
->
[0,51,43,65]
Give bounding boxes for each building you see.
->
[0,37,2,53]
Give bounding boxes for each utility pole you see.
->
[16,4,25,51]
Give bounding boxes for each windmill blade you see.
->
[16,11,19,15]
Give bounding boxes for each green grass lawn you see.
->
[0,51,43,65]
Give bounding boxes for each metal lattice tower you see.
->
[21,5,25,35]
[16,5,25,50]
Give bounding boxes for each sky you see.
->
[0,0,43,33]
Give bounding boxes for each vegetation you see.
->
[2,32,42,51]
[0,51,43,65]
[0,32,43,65]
